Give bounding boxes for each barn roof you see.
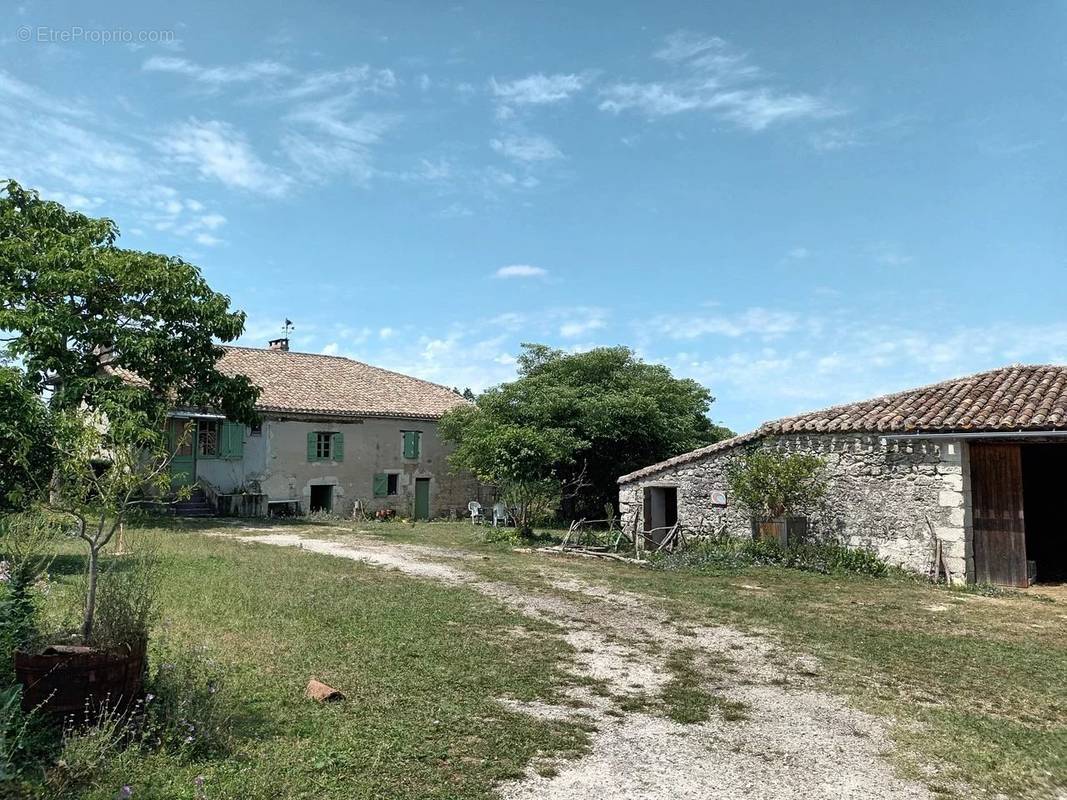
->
[619,364,1067,484]
[217,346,470,420]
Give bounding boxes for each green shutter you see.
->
[332,432,344,462]
[373,473,388,497]
[307,432,317,462]
[403,431,420,459]
[221,421,244,460]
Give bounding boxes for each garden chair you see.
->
[492,502,511,527]
[467,501,484,524]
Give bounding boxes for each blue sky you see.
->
[2,2,1065,432]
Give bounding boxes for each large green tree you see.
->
[442,344,732,521]
[0,366,54,511]
[0,180,258,424]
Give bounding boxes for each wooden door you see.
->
[970,443,1028,587]
[414,478,430,521]
[167,419,196,490]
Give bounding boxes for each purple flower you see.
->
[116,787,133,800]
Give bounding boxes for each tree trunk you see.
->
[81,544,99,643]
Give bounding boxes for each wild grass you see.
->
[26,525,587,800]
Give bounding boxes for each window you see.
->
[198,420,220,457]
[250,421,262,436]
[373,472,400,497]
[307,431,344,462]
[315,432,332,460]
[402,430,421,460]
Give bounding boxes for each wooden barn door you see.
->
[970,443,1029,587]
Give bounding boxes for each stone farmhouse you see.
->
[618,365,1067,587]
[166,338,482,519]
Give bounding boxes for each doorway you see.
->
[167,418,196,490]
[414,478,430,521]
[642,486,678,546]
[1022,444,1067,583]
[309,484,333,514]
[971,441,1067,586]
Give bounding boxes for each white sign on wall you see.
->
[710,490,727,507]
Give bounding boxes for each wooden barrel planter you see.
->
[14,642,146,716]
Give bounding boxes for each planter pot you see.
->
[14,642,146,716]
[752,516,808,547]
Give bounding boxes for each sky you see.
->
[1,2,1065,433]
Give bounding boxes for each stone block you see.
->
[936,526,964,542]
[941,473,963,492]
[948,507,965,527]
[938,490,963,508]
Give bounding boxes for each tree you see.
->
[0,180,259,424]
[0,366,54,511]
[441,344,731,522]
[0,181,261,644]
[725,448,826,521]
[438,404,580,535]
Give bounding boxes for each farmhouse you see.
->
[166,338,482,519]
[618,365,1067,587]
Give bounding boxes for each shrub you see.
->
[144,643,231,758]
[90,546,159,653]
[654,536,889,577]
[726,448,826,520]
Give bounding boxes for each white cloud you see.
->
[599,31,839,131]
[490,73,589,105]
[379,327,395,339]
[787,246,810,260]
[160,119,291,196]
[321,342,340,355]
[490,134,563,162]
[494,264,548,279]
[560,317,606,338]
[143,56,292,86]
[650,307,802,340]
[194,232,222,246]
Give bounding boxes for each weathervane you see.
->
[283,318,294,337]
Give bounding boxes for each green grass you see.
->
[18,518,1067,799]
[349,522,1065,799]
[30,524,588,799]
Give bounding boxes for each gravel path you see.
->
[222,527,933,800]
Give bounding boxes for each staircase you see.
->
[173,487,216,518]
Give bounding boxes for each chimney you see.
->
[268,337,290,352]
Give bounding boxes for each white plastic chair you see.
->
[492,502,511,527]
[467,501,483,524]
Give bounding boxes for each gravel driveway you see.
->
[221,526,934,800]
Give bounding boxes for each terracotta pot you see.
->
[14,642,146,716]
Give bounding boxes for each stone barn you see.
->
[618,365,1067,587]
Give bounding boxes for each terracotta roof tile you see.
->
[217,346,470,420]
[619,364,1067,484]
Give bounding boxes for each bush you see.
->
[90,546,159,653]
[654,536,889,577]
[144,643,231,758]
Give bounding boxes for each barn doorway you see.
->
[643,486,678,546]
[1022,444,1067,583]
[970,441,1066,586]
[309,484,333,514]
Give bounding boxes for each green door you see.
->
[414,478,430,521]
[167,418,196,490]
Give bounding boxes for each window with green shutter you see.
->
[373,472,388,497]
[402,430,421,460]
[307,431,342,461]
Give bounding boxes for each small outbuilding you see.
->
[618,365,1067,586]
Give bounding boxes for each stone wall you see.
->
[619,433,971,582]
[196,415,486,519]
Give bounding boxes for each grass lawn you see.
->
[24,518,1067,799]
[305,520,1067,799]
[33,523,588,800]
